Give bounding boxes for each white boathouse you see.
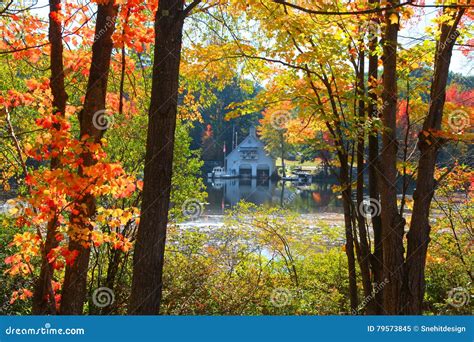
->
[224,127,275,178]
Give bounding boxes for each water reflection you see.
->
[205,178,343,215]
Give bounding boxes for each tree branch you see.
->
[182,0,202,18]
[273,0,474,15]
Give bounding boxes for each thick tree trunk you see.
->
[60,2,118,315]
[403,11,464,314]
[379,0,406,315]
[129,0,186,314]
[32,0,67,315]
[367,0,384,314]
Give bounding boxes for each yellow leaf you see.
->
[120,216,129,225]
[8,207,19,215]
[389,13,399,25]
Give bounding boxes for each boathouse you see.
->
[224,127,275,178]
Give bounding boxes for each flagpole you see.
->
[223,143,226,171]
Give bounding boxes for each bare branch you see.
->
[182,0,202,18]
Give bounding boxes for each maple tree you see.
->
[1,0,153,314]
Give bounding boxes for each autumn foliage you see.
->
[0,0,472,316]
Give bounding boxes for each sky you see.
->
[399,4,473,76]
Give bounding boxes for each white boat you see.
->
[208,167,238,179]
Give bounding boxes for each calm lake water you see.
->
[203,178,343,216]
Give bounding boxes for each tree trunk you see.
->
[308,61,359,314]
[60,2,118,314]
[379,0,406,315]
[32,0,67,315]
[100,248,122,314]
[340,155,359,313]
[367,0,384,314]
[403,10,464,314]
[129,0,187,314]
[355,50,374,314]
[319,81,359,313]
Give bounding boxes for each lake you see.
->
[203,178,343,216]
